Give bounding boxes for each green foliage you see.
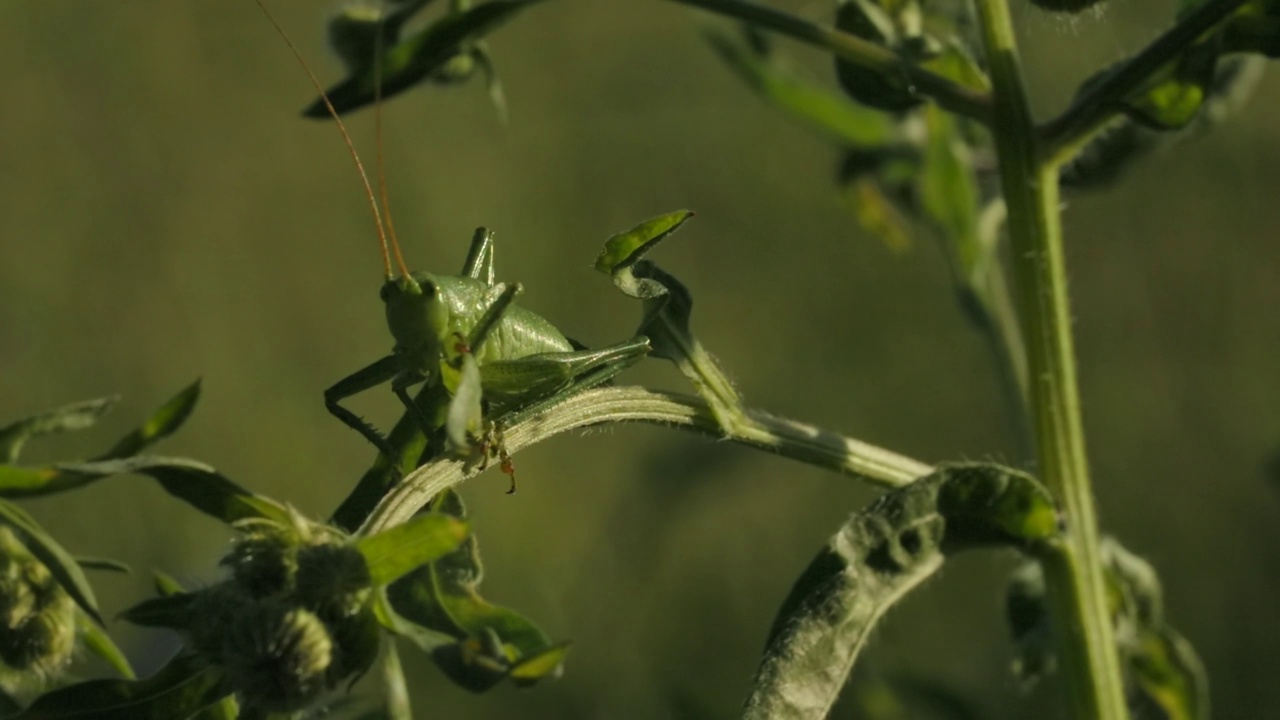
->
[7,0,1278,717]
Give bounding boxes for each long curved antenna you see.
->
[254,0,394,281]
[373,5,415,281]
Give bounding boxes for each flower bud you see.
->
[223,601,334,713]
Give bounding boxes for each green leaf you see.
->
[75,556,132,574]
[0,396,118,464]
[77,612,135,680]
[444,355,484,457]
[0,381,202,498]
[0,498,103,625]
[55,456,290,525]
[119,593,197,631]
[917,105,983,284]
[704,27,897,148]
[385,490,566,691]
[356,512,470,586]
[1007,537,1208,720]
[14,652,228,720]
[918,40,990,93]
[593,210,695,286]
[742,463,1058,719]
[833,0,924,112]
[304,0,547,117]
[99,380,201,460]
[152,570,186,596]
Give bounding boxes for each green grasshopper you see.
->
[256,1,650,490]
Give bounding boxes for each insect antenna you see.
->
[372,4,415,282]
[253,0,395,282]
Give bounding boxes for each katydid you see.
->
[255,1,650,491]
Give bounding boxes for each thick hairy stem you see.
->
[974,0,1130,718]
[359,387,931,533]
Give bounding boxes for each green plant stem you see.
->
[666,0,993,124]
[1040,0,1247,165]
[973,1,1129,718]
[358,386,931,533]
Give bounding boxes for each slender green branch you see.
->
[974,1,1129,718]
[665,0,994,124]
[1040,0,1247,164]
[359,386,931,534]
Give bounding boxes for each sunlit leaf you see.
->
[356,512,469,586]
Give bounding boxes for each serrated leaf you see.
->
[14,651,228,720]
[0,396,118,464]
[356,512,469,586]
[77,612,135,680]
[56,456,289,526]
[704,28,897,148]
[304,0,547,116]
[0,381,202,498]
[0,498,103,625]
[743,463,1058,719]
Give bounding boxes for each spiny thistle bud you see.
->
[294,542,371,619]
[222,601,334,714]
[223,524,298,599]
[0,527,76,677]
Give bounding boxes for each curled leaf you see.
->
[743,463,1058,719]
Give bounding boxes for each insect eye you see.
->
[421,281,436,298]
[379,285,390,301]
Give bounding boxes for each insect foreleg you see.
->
[325,354,402,453]
[460,227,496,285]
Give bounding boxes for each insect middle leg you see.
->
[324,354,402,454]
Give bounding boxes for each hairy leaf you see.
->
[743,463,1057,719]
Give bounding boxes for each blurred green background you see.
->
[2,1,1278,717]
